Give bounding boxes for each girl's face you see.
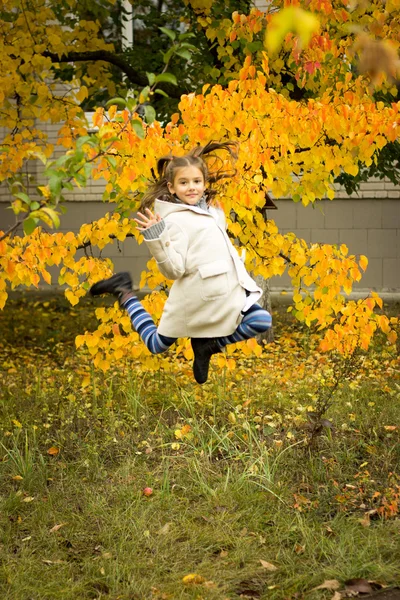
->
[167,166,205,205]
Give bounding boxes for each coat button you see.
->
[165,241,170,247]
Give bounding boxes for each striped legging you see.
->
[122,296,272,354]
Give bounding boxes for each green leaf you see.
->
[48,174,63,196]
[140,86,150,102]
[175,48,191,61]
[162,48,175,64]
[144,105,156,124]
[23,218,38,235]
[247,41,263,52]
[14,192,31,205]
[105,97,127,109]
[155,72,177,85]
[76,135,93,148]
[30,202,40,210]
[106,156,117,169]
[146,72,156,86]
[178,42,198,51]
[131,119,145,139]
[126,96,139,112]
[154,89,169,98]
[178,32,196,41]
[159,27,176,41]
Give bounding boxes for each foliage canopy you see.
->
[0,0,398,372]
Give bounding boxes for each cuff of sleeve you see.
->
[142,220,166,240]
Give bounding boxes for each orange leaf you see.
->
[47,446,60,456]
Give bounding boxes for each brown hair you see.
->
[140,140,238,211]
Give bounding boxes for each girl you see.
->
[90,141,272,384]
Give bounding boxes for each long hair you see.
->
[140,140,238,211]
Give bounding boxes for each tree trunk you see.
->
[255,275,274,343]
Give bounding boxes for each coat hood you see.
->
[154,198,212,219]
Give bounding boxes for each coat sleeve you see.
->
[144,220,189,280]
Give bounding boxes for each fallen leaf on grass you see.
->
[259,560,278,571]
[49,523,67,533]
[22,496,34,502]
[359,516,371,527]
[157,523,171,535]
[345,578,374,594]
[182,573,205,585]
[12,475,23,481]
[47,446,60,456]
[312,580,341,591]
[42,559,66,565]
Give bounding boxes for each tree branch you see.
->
[0,219,24,243]
[42,50,183,99]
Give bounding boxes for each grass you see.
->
[0,293,399,599]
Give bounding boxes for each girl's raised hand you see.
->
[134,208,162,231]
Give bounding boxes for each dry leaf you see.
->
[313,579,341,591]
[294,543,305,554]
[359,516,370,527]
[259,560,278,571]
[23,496,35,503]
[12,475,23,481]
[345,578,374,594]
[49,523,67,533]
[47,446,60,456]
[158,523,171,535]
[42,559,66,565]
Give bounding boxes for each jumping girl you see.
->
[90,141,272,384]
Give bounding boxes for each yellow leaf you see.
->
[265,7,319,55]
[359,255,368,271]
[182,573,205,585]
[228,412,237,424]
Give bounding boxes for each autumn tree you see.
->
[0,0,398,374]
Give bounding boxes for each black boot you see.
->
[191,338,222,384]
[90,272,133,298]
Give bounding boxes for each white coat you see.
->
[144,199,263,338]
